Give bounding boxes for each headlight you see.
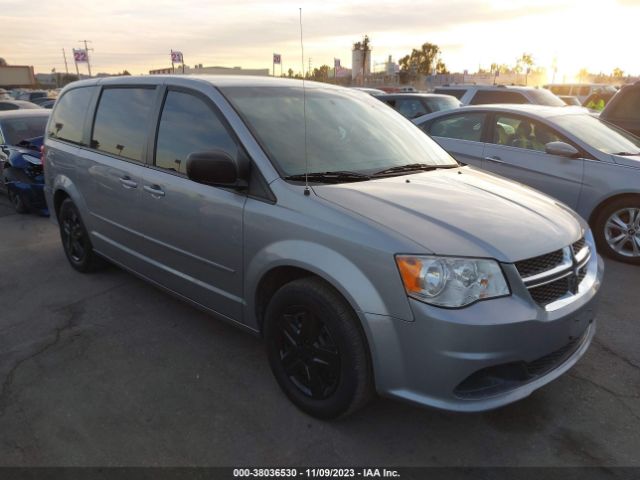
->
[395,255,509,308]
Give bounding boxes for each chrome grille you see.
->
[517,236,590,309]
[514,249,564,278]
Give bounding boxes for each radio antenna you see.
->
[299,7,310,196]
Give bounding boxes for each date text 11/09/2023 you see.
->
[233,468,401,478]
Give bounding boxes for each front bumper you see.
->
[363,253,603,412]
[7,180,48,215]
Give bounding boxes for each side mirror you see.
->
[545,141,579,158]
[186,150,248,188]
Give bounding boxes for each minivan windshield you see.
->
[221,85,457,177]
[554,114,640,155]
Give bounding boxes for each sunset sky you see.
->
[1,0,639,80]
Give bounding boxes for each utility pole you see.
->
[62,48,69,74]
[78,39,93,77]
[308,57,312,78]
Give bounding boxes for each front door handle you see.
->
[484,156,505,164]
[143,184,165,197]
[119,176,138,189]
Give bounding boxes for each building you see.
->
[0,58,36,88]
[150,65,269,76]
[351,46,371,81]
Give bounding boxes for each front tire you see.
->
[58,198,104,273]
[264,277,374,419]
[594,198,640,264]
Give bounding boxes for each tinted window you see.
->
[434,88,466,100]
[1,115,49,145]
[428,113,486,142]
[155,91,238,175]
[423,96,461,113]
[490,115,563,152]
[608,88,640,120]
[470,90,528,105]
[526,89,565,106]
[91,88,155,162]
[0,102,19,111]
[394,98,429,118]
[48,87,95,145]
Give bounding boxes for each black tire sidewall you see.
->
[264,279,371,419]
[59,199,97,272]
[594,198,640,264]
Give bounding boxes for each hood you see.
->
[611,154,640,168]
[313,167,584,263]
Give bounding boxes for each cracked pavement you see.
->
[0,196,639,467]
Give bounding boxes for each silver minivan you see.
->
[44,76,603,418]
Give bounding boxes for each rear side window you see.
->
[549,85,570,96]
[428,113,486,142]
[434,88,466,100]
[48,87,95,145]
[91,87,156,162]
[154,90,238,175]
[470,90,528,105]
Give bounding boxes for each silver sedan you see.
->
[413,104,640,264]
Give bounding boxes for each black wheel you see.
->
[8,190,28,214]
[594,197,640,264]
[264,277,374,419]
[58,198,104,272]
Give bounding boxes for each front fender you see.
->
[244,239,409,332]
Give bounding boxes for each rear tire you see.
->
[58,198,105,273]
[593,197,640,265]
[264,277,374,419]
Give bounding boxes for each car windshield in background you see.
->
[220,86,457,177]
[554,114,640,155]
[1,116,49,145]
[425,96,461,112]
[527,89,566,106]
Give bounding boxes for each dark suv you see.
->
[600,82,640,136]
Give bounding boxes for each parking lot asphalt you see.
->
[0,195,639,467]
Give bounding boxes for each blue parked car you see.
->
[0,110,50,215]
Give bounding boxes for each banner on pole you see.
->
[171,51,184,63]
[73,49,88,63]
[273,53,281,65]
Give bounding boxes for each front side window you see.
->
[155,91,238,175]
[428,113,486,142]
[48,87,95,145]
[490,115,563,152]
[91,87,156,162]
[220,86,456,177]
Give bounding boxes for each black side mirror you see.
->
[545,141,579,158]
[186,150,248,188]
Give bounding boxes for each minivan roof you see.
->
[63,74,344,91]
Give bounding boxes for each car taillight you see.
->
[40,145,46,170]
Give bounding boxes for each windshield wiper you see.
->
[284,171,371,184]
[612,151,640,156]
[372,163,457,176]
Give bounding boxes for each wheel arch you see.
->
[588,192,640,227]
